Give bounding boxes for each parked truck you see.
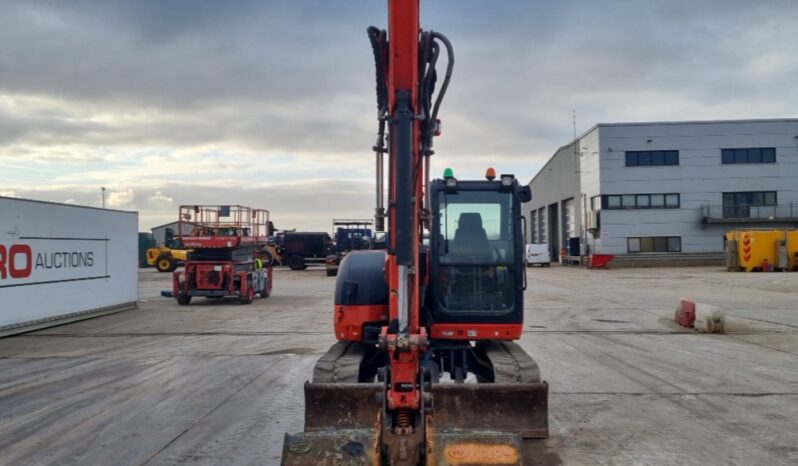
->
[280,231,333,271]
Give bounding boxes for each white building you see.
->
[150,221,193,246]
[524,118,798,265]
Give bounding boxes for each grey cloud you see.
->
[6,179,376,231]
[0,1,377,106]
[2,0,798,213]
[0,96,374,155]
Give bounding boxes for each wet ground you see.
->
[1,265,796,465]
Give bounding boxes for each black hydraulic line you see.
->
[368,26,388,232]
[417,30,436,153]
[419,43,439,154]
[414,30,452,160]
[426,42,440,104]
[418,32,436,122]
[418,30,431,102]
[429,31,454,128]
[367,27,452,243]
[367,26,388,116]
[367,26,388,155]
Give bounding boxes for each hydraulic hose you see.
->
[429,31,454,127]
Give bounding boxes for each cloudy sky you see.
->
[2,0,797,231]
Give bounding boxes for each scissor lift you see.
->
[172,205,274,305]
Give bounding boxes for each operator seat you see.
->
[450,213,491,259]
[444,213,499,309]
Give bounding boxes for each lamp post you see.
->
[101,187,106,209]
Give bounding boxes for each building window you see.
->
[626,150,679,167]
[722,191,777,218]
[721,147,776,164]
[627,236,681,253]
[530,211,538,243]
[665,194,679,208]
[601,193,680,210]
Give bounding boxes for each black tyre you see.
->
[240,286,254,304]
[261,250,275,267]
[326,268,337,277]
[176,295,191,305]
[156,254,176,273]
[287,255,306,271]
[240,276,255,304]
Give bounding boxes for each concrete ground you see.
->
[1,265,796,465]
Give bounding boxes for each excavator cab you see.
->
[428,175,527,327]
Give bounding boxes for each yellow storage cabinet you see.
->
[788,230,798,270]
[726,229,794,272]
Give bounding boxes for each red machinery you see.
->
[172,205,274,305]
[283,1,548,464]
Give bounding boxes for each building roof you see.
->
[150,220,181,230]
[528,117,798,185]
[0,195,137,214]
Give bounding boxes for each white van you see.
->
[525,243,551,267]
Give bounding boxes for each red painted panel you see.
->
[334,304,389,341]
[430,323,523,340]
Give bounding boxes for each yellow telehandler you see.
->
[145,227,192,272]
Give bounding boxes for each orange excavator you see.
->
[282,1,548,464]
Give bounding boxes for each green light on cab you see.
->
[443,168,454,178]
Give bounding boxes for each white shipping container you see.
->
[0,197,138,336]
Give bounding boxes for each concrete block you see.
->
[694,303,725,334]
[674,299,696,328]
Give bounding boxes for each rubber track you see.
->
[481,341,541,383]
[312,341,364,383]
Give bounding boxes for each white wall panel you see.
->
[0,197,137,335]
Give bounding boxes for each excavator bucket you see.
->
[424,382,548,466]
[281,381,548,465]
[430,382,549,439]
